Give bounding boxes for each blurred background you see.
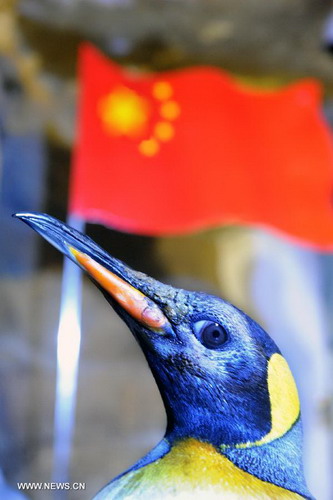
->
[1,1,333,499]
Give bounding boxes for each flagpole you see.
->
[52,214,84,496]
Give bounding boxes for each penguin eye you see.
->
[193,320,228,349]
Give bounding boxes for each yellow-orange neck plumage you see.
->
[96,438,305,499]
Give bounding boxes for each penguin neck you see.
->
[162,397,270,448]
[164,419,312,499]
[121,411,311,499]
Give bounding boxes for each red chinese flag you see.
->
[70,43,333,249]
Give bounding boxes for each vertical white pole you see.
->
[52,215,85,495]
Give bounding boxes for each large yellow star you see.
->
[99,86,150,137]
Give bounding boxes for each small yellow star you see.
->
[154,121,174,142]
[160,100,180,121]
[139,138,160,157]
[152,81,173,101]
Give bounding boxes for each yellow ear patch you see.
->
[263,353,300,443]
[234,353,300,449]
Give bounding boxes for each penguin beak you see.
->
[14,213,170,333]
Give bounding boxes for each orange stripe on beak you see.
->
[69,247,168,332]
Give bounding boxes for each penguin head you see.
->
[15,213,300,449]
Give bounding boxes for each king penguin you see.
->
[15,213,314,500]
